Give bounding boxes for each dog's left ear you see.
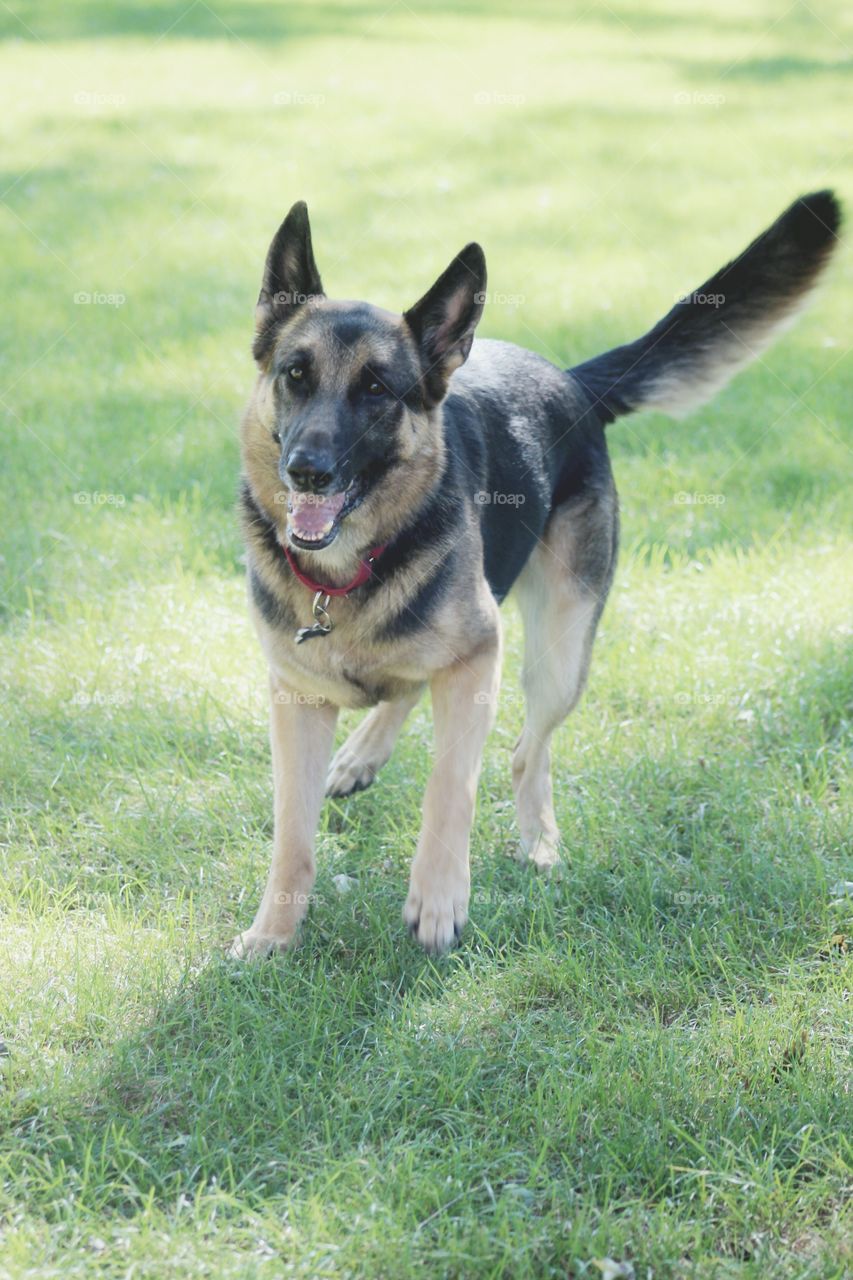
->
[403,243,487,406]
[254,201,325,362]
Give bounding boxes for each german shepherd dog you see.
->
[231,191,840,958]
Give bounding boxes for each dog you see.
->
[230,190,840,957]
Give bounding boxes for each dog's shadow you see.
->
[20,911,516,1210]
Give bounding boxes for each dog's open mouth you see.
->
[285,481,361,551]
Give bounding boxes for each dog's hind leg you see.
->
[511,493,617,869]
[326,686,424,798]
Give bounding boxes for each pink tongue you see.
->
[288,489,347,537]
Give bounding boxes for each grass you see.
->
[1,0,851,1275]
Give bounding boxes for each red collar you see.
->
[282,542,386,597]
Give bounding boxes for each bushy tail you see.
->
[570,190,841,421]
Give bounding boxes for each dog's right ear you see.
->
[253,201,325,362]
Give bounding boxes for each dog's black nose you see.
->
[285,447,336,493]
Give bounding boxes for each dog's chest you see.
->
[255,605,430,709]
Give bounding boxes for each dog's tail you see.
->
[569,190,841,422]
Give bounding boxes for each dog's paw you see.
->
[515,832,564,874]
[226,930,293,961]
[403,885,467,954]
[326,747,378,798]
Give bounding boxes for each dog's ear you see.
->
[403,243,487,405]
[253,201,325,362]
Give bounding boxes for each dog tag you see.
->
[295,591,332,644]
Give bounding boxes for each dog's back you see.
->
[442,340,611,601]
[439,191,841,606]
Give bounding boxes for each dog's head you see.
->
[241,201,486,557]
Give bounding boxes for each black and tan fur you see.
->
[231,192,841,957]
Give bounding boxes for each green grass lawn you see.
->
[1,1,851,1275]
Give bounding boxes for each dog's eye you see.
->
[272,429,281,445]
[287,365,304,383]
[366,380,386,397]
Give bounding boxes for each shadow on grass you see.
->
[0,0,390,43]
[5,846,846,1225]
[698,54,853,82]
[0,0,811,44]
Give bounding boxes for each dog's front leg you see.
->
[229,675,338,959]
[404,633,501,953]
